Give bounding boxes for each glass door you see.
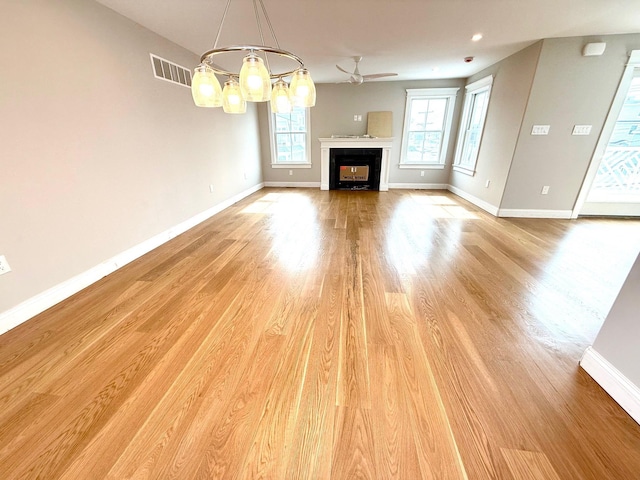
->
[581,70,640,216]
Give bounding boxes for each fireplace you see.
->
[319,137,393,191]
[330,148,382,190]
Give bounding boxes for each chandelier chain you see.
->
[253,0,265,45]
[252,0,272,73]
[257,0,281,49]
[213,0,233,49]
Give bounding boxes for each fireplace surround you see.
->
[319,137,393,191]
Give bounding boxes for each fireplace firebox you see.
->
[329,148,382,190]
[319,137,393,191]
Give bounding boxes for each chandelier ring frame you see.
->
[200,45,305,80]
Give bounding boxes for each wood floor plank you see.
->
[331,406,378,479]
[336,237,372,409]
[386,292,469,479]
[139,267,286,480]
[194,333,286,479]
[501,448,562,480]
[360,229,397,346]
[369,343,422,479]
[240,297,316,479]
[285,273,342,480]
[59,279,251,479]
[1,189,640,479]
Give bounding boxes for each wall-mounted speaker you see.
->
[583,43,606,57]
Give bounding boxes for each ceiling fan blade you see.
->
[336,64,353,75]
[335,77,360,84]
[362,73,398,80]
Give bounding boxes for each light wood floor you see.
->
[1,189,640,479]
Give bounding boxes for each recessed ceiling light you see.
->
[471,33,483,42]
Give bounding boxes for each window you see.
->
[453,75,493,175]
[400,88,459,168]
[269,106,311,168]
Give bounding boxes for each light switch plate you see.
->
[572,125,592,135]
[532,125,550,135]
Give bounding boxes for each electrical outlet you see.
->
[289,170,293,176]
[243,172,247,180]
[420,171,425,177]
[541,186,550,195]
[0,255,11,275]
[209,184,214,193]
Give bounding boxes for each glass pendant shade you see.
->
[239,54,272,102]
[289,68,316,107]
[222,78,247,113]
[191,64,223,107]
[270,78,292,114]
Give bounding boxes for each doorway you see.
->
[576,53,640,217]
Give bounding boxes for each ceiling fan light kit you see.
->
[191,0,316,114]
[336,56,398,85]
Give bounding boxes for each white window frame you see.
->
[268,105,312,168]
[453,75,493,176]
[399,87,459,169]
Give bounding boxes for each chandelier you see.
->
[191,0,316,114]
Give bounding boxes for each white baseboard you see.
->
[267,182,448,190]
[447,185,500,216]
[578,202,640,217]
[580,346,640,425]
[498,208,573,219]
[264,181,321,188]
[0,183,264,336]
[388,183,448,190]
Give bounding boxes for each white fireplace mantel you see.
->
[319,137,394,191]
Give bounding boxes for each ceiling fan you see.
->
[336,56,398,85]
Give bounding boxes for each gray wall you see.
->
[449,42,542,208]
[592,253,640,387]
[0,0,263,314]
[260,79,465,186]
[501,34,640,210]
[259,33,640,213]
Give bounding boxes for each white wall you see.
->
[0,0,263,321]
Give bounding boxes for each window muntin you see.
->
[453,76,493,175]
[270,106,311,167]
[400,88,458,168]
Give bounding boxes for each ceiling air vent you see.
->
[150,53,192,88]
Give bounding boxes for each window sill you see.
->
[398,163,445,170]
[452,165,476,176]
[271,163,312,169]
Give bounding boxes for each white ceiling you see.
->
[96,0,640,83]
